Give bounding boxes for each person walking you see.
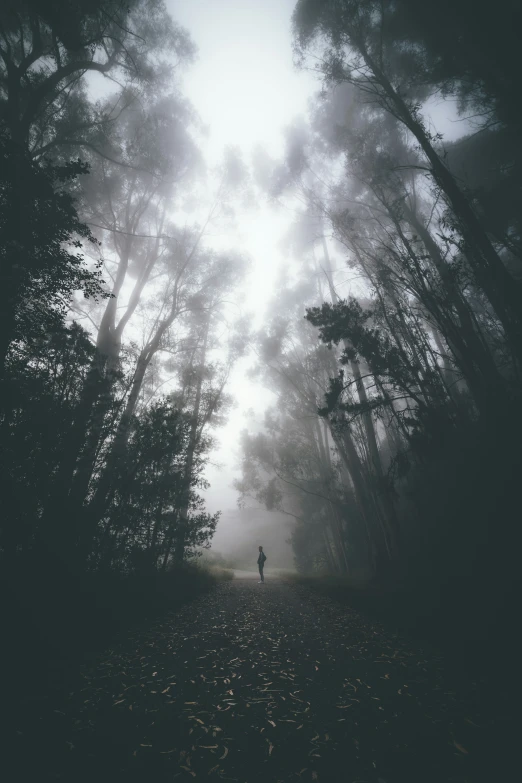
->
[257,545,266,583]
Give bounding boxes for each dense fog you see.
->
[2,0,522,659]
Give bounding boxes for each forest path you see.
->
[11,578,500,782]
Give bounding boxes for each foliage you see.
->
[234,1,522,651]
[0,132,108,371]
[0,0,195,147]
[0,1,243,651]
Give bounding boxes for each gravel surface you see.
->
[10,577,503,782]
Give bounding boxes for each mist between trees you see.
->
[1,0,522,664]
[236,0,522,640]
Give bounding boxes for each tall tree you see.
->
[293,0,522,359]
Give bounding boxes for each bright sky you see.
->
[167,0,318,517]
[169,0,314,161]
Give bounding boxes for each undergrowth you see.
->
[1,559,232,708]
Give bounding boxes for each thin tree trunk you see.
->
[174,316,210,563]
[309,417,349,572]
[68,215,165,511]
[327,416,382,572]
[321,236,400,552]
[358,42,522,357]
[403,202,505,394]
[321,525,338,572]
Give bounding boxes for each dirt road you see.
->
[10,576,502,782]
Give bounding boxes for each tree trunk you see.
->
[320,236,400,552]
[358,42,522,358]
[309,416,349,572]
[402,202,505,397]
[326,416,383,573]
[174,317,210,563]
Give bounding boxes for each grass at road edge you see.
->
[285,571,521,691]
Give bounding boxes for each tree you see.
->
[0,1,234,584]
[0,0,195,148]
[293,0,522,360]
[388,0,522,135]
[54,94,201,516]
[0,321,95,557]
[0,132,107,390]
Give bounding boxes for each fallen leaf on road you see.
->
[453,741,468,755]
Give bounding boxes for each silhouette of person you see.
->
[257,545,266,583]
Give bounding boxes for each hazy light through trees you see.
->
[47,0,478,556]
[2,0,520,585]
[169,0,471,528]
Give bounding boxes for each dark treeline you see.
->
[0,0,245,675]
[237,0,522,650]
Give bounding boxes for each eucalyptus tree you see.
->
[315,98,512,408]
[241,266,389,573]
[292,0,522,360]
[35,103,201,556]
[257,132,402,561]
[66,244,245,563]
[0,140,107,386]
[90,295,246,571]
[0,0,194,354]
[0,322,95,559]
[0,0,195,378]
[168,302,249,565]
[0,1,247,579]
[236,417,346,574]
[388,0,522,135]
[59,94,201,503]
[0,0,195,151]
[71,147,249,524]
[280,78,514,412]
[92,398,220,573]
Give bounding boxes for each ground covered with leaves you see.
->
[8,578,510,782]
